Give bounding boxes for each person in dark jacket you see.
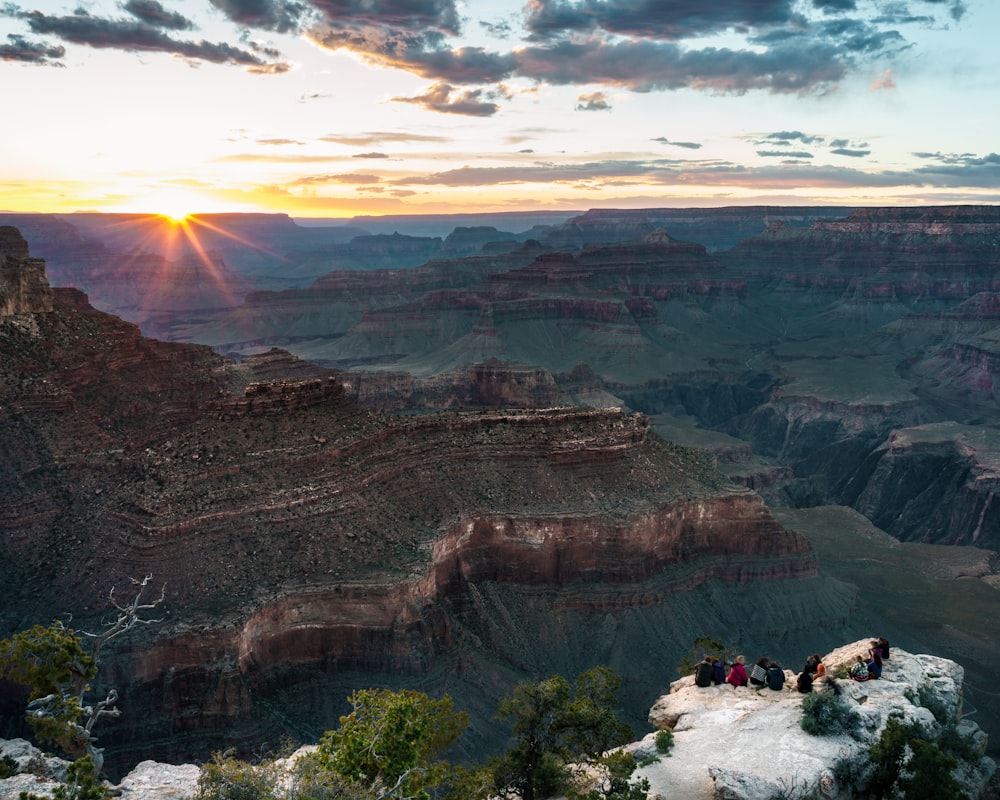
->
[765,662,786,691]
[695,655,714,687]
[712,658,726,685]
[796,670,814,693]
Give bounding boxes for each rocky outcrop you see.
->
[542,207,853,251]
[640,640,994,799]
[0,227,52,316]
[726,205,1000,279]
[845,422,1000,549]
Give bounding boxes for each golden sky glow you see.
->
[2,0,998,218]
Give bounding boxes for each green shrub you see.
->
[917,686,950,724]
[938,723,980,762]
[654,730,674,755]
[800,687,861,738]
[0,755,18,779]
[19,756,109,800]
[193,752,278,800]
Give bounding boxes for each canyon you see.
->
[3,206,1000,777]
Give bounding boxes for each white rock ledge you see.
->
[635,639,995,800]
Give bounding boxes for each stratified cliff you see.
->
[0,235,852,775]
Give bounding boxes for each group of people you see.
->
[693,637,890,693]
[850,637,890,682]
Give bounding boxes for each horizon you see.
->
[3,0,998,218]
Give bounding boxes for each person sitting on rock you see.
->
[712,657,726,685]
[876,636,890,660]
[803,653,819,675]
[695,655,714,687]
[765,662,786,691]
[727,655,749,687]
[749,657,769,687]
[867,645,884,679]
[851,655,870,682]
[813,655,826,680]
[796,669,814,693]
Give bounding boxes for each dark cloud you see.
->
[513,37,849,94]
[0,32,64,62]
[308,0,460,35]
[479,18,511,38]
[353,151,390,158]
[522,0,796,41]
[575,90,610,111]
[392,81,500,115]
[11,6,289,70]
[829,147,870,157]
[122,0,192,31]
[812,0,856,11]
[757,149,814,158]
[763,130,825,145]
[207,0,308,33]
[652,137,702,149]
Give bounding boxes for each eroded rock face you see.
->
[0,227,52,316]
[0,249,830,773]
[640,640,995,800]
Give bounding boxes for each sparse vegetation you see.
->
[676,636,735,677]
[799,685,862,738]
[867,717,971,800]
[0,576,164,777]
[654,729,674,755]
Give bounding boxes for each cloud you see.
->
[479,18,512,38]
[0,32,64,63]
[392,81,500,116]
[762,130,825,145]
[575,90,610,111]
[207,0,307,33]
[292,173,382,185]
[757,150,814,158]
[353,152,389,159]
[870,68,896,90]
[122,0,193,31]
[652,137,702,150]
[321,132,451,146]
[513,37,850,94]
[256,138,304,145]
[8,6,289,70]
[522,0,795,41]
[812,0,856,11]
[830,147,871,157]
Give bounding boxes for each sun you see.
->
[160,209,191,224]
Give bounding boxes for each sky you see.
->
[2,0,999,218]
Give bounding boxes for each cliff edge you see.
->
[638,639,995,799]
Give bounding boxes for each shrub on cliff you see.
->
[676,636,735,677]
[314,688,466,800]
[799,686,861,738]
[484,666,645,800]
[868,717,970,800]
[0,576,164,778]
